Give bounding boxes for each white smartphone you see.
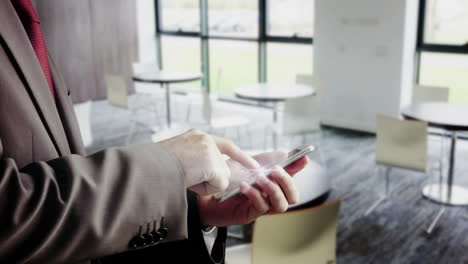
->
[215,144,315,203]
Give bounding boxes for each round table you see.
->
[235,83,315,149]
[133,71,202,128]
[402,103,468,206]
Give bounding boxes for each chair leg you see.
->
[154,104,161,126]
[185,100,192,123]
[227,231,244,240]
[426,207,445,235]
[263,125,269,151]
[384,167,391,196]
[365,166,391,216]
[236,127,242,147]
[246,126,253,150]
[365,196,385,216]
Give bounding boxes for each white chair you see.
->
[272,74,320,149]
[226,200,341,264]
[132,62,159,75]
[413,84,450,168]
[365,115,443,234]
[186,69,252,147]
[132,62,166,114]
[412,85,449,104]
[105,74,161,145]
[200,88,251,146]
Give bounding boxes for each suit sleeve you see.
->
[99,191,228,264]
[0,140,188,263]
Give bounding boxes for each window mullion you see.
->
[259,0,267,83]
[200,0,210,91]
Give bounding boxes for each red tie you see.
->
[11,0,55,99]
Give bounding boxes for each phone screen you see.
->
[215,145,314,202]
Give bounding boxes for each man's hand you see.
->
[159,129,260,195]
[198,152,309,227]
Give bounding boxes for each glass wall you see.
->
[156,0,314,96]
[267,0,314,38]
[267,43,313,84]
[419,52,468,104]
[209,40,258,95]
[161,36,201,90]
[418,0,468,103]
[160,0,200,32]
[208,0,258,38]
[423,0,468,45]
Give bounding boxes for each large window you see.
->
[423,0,468,45]
[208,0,258,38]
[418,0,468,103]
[160,0,200,32]
[156,0,314,96]
[210,40,258,95]
[161,36,201,90]
[267,0,314,38]
[267,43,313,84]
[419,52,468,104]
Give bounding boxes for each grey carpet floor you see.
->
[77,92,468,264]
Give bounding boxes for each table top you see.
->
[289,159,330,209]
[401,103,468,131]
[235,83,315,102]
[132,70,202,84]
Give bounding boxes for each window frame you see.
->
[416,0,468,83]
[155,0,313,92]
[417,0,468,53]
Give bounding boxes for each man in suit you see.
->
[0,0,307,263]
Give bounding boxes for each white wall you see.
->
[136,0,157,63]
[314,0,419,132]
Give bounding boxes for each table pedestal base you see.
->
[422,184,468,206]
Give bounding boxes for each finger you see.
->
[270,166,300,205]
[207,166,231,193]
[240,182,269,214]
[212,136,260,169]
[256,175,289,213]
[284,156,309,176]
[189,175,229,195]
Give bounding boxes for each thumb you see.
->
[189,166,231,195]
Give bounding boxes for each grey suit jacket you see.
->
[0,1,217,263]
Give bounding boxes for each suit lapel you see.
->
[49,59,86,156]
[0,1,69,156]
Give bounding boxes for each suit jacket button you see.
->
[128,226,146,249]
[128,235,145,249]
[150,230,161,243]
[158,217,168,240]
[158,227,168,240]
[142,232,154,245]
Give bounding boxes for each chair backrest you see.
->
[376,115,428,172]
[282,74,320,135]
[296,74,317,92]
[105,74,129,108]
[252,200,341,264]
[132,62,159,75]
[412,85,449,104]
